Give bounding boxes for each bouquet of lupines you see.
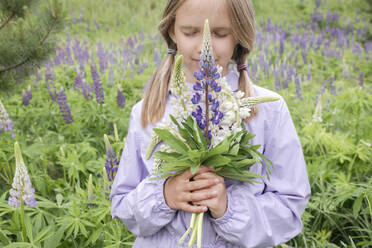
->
[146,20,279,248]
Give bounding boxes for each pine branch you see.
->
[0,12,15,30]
[0,16,58,74]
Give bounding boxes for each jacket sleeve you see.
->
[110,104,176,237]
[210,99,311,248]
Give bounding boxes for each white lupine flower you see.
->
[313,95,323,122]
[8,142,37,208]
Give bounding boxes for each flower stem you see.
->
[205,79,210,146]
[197,212,204,248]
[178,213,196,245]
[188,213,200,247]
[20,191,27,242]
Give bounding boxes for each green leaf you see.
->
[229,143,240,155]
[170,116,199,150]
[353,195,364,219]
[0,229,10,245]
[207,139,230,157]
[33,226,53,243]
[153,128,189,153]
[154,151,181,161]
[190,165,200,175]
[161,159,194,170]
[4,242,35,248]
[192,117,206,149]
[230,158,257,168]
[203,155,231,167]
[44,225,65,248]
[240,132,255,145]
[24,214,33,243]
[84,226,103,246]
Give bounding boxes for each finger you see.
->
[181,166,212,180]
[193,172,223,182]
[181,203,208,213]
[193,165,214,177]
[192,199,210,206]
[184,178,219,191]
[184,189,218,202]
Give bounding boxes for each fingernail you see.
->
[208,166,214,170]
[214,178,219,183]
[212,190,218,196]
[203,206,208,211]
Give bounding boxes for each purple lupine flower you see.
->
[90,64,104,104]
[359,72,364,88]
[97,42,107,74]
[315,0,321,9]
[279,38,284,54]
[81,81,93,101]
[104,134,119,182]
[312,11,323,23]
[153,50,162,67]
[0,100,16,138]
[127,37,134,49]
[8,142,37,208]
[138,62,149,75]
[191,92,201,104]
[45,64,57,101]
[117,86,126,108]
[190,20,223,134]
[57,87,73,124]
[332,12,339,23]
[73,70,83,91]
[22,87,32,106]
[295,76,303,99]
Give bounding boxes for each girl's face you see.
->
[169,0,238,83]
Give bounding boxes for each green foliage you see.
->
[152,116,269,183]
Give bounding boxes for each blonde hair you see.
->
[141,0,257,128]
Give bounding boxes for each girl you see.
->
[110,0,311,247]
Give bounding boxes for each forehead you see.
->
[175,0,232,29]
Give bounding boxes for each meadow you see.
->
[0,0,371,247]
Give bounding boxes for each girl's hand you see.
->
[192,172,227,219]
[164,166,220,213]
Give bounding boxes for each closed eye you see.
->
[183,31,198,37]
[213,32,229,38]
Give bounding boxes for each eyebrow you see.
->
[180,25,232,32]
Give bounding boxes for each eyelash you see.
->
[184,32,227,38]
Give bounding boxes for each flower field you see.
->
[0,0,371,247]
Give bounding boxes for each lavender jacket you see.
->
[110,70,311,248]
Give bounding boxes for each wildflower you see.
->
[22,87,33,106]
[313,95,323,122]
[90,64,104,104]
[87,174,95,206]
[8,142,37,208]
[0,99,16,138]
[57,87,74,124]
[117,85,126,108]
[73,71,83,91]
[104,134,119,182]
[190,19,223,137]
[45,64,57,101]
